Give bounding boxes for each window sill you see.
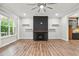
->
[0,34,16,39]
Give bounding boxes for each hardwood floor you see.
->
[0,39,79,56]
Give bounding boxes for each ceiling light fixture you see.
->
[24,13,26,16]
[55,13,59,16]
[40,5,44,9]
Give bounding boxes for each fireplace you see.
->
[33,16,48,41]
[34,32,48,41]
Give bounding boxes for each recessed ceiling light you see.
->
[24,13,26,16]
[55,13,59,16]
[40,5,44,9]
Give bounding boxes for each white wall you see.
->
[19,9,79,41]
[19,16,62,39]
[0,35,17,47]
[48,17,62,39]
[61,16,69,41]
[19,17,33,39]
[19,8,79,41]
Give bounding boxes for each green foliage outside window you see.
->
[0,15,14,36]
[1,17,8,36]
[10,17,13,35]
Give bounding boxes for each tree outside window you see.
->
[1,16,8,36]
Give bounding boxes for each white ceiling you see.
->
[0,3,79,18]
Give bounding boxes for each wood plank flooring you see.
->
[0,39,79,56]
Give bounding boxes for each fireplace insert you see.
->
[37,33,44,40]
[33,32,48,41]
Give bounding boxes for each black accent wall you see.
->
[33,16,48,41]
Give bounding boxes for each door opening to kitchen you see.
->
[69,17,79,40]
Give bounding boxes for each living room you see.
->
[0,3,79,56]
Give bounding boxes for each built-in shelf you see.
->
[26,29,32,30]
[25,29,33,32]
[52,24,59,27]
[48,29,56,30]
[48,29,56,32]
[22,24,30,26]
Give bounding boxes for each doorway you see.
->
[69,17,79,40]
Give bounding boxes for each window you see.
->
[10,16,16,35]
[1,16,8,36]
[0,14,16,37]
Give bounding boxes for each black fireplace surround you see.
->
[33,16,48,41]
